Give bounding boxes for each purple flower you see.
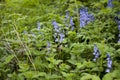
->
[118,39,120,43]
[115,16,120,42]
[107,0,113,8]
[118,34,120,37]
[52,20,57,26]
[47,42,51,49]
[93,44,100,61]
[70,17,74,30]
[93,53,100,61]
[115,17,120,42]
[87,14,94,21]
[106,53,110,58]
[106,53,112,73]
[54,33,59,42]
[59,33,65,43]
[46,42,51,53]
[106,69,110,73]
[65,11,69,19]
[37,21,41,30]
[118,23,120,31]
[52,20,60,33]
[80,7,94,28]
[64,11,69,27]
[93,44,98,54]
[107,60,112,68]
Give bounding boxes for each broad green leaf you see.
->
[4,55,14,64]
[81,73,100,80]
[18,63,29,72]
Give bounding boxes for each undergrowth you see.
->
[0,0,120,80]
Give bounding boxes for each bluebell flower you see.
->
[80,8,88,27]
[59,33,65,43]
[106,54,112,68]
[93,53,100,62]
[93,44,100,61]
[115,17,120,29]
[64,11,69,27]
[52,20,57,26]
[70,17,74,30]
[115,17,120,42]
[80,7,94,28]
[46,42,51,53]
[93,44,99,54]
[106,68,110,73]
[65,11,69,19]
[107,0,113,8]
[118,39,120,43]
[106,53,112,73]
[87,14,94,22]
[115,15,120,42]
[52,20,60,33]
[37,21,41,30]
[118,25,120,31]
[52,20,61,42]
[118,34,120,37]
[106,53,110,58]
[54,33,59,42]
[47,42,51,48]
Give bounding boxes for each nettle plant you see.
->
[0,0,120,80]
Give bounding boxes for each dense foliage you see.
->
[0,0,120,80]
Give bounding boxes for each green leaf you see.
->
[45,73,62,79]
[54,60,63,65]
[102,70,120,80]
[4,55,14,65]
[81,73,100,80]
[20,71,46,79]
[18,63,29,72]
[102,73,113,80]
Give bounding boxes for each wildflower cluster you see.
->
[65,11,69,19]
[64,11,69,28]
[93,44,100,62]
[93,44,113,73]
[107,0,113,8]
[70,17,74,30]
[52,20,60,33]
[106,53,112,73]
[52,20,65,43]
[59,33,65,43]
[79,7,94,28]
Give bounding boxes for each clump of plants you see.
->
[0,0,120,80]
